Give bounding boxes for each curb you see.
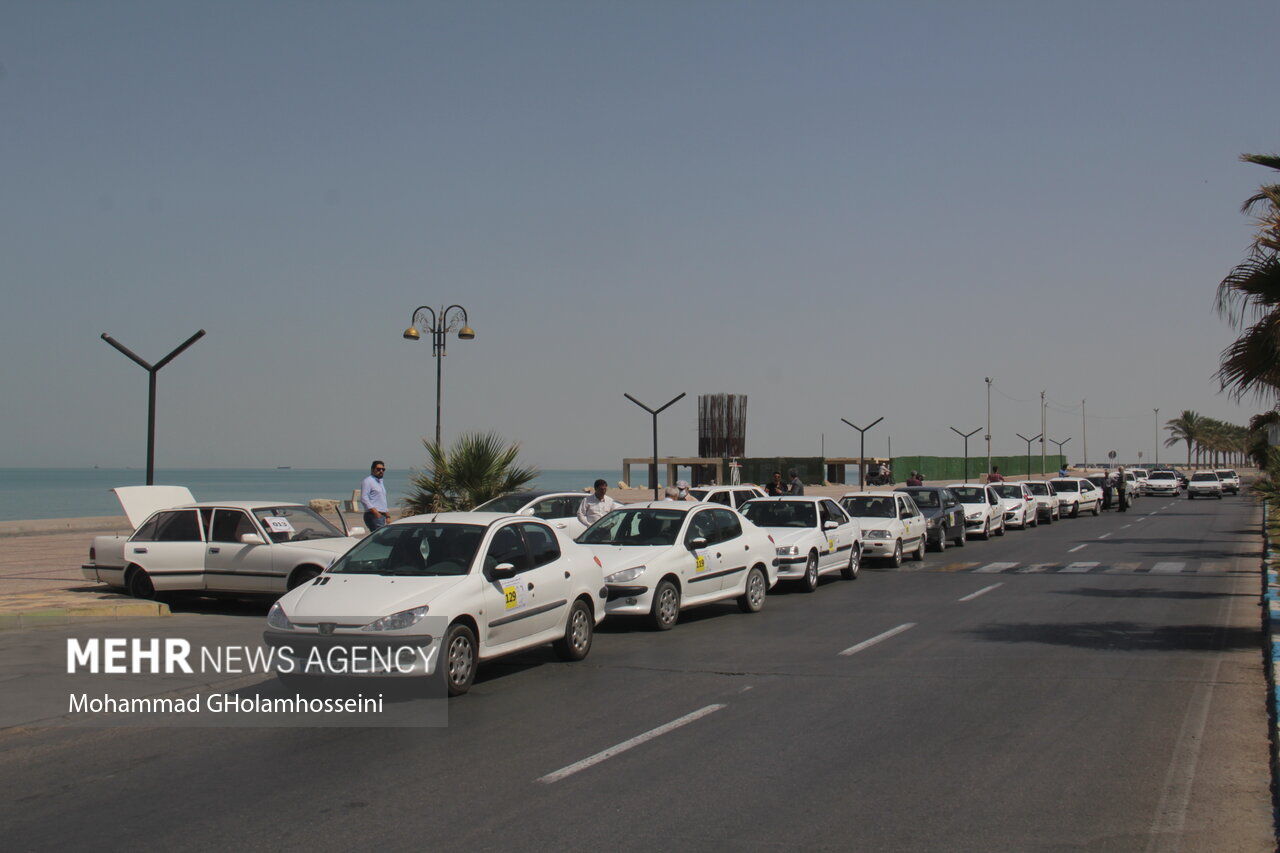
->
[1261,500,1280,830]
[0,601,170,632]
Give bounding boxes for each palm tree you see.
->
[1165,410,1205,467]
[404,432,539,515]
[1216,153,1280,402]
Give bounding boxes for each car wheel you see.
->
[934,527,946,552]
[1071,503,1080,518]
[649,579,681,631]
[287,566,322,590]
[1187,493,1194,500]
[954,526,966,547]
[127,566,155,600]
[981,521,991,541]
[738,566,768,612]
[440,622,477,697]
[800,552,820,593]
[996,520,1005,536]
[553,599,594,661]
[913,537,925,562]
[890,540,903,568]
[842,546,861,579]
[1092,502,1100,516]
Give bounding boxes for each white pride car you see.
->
[263,512,608,696]
[575,502,777,630]
[739,496,862,591]
[839,491,927,567]
[946,484,1006,540]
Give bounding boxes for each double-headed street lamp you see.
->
[950,426,982,483]
[1017,432,1042,480]
[625,392,686,499]
[842,416,884,488]
[403,305,475,448]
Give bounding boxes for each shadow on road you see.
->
[966,621,1262,652]
[1052,587,1254,600]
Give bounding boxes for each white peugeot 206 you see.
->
[575,501,778,630]
[263,512,607,696]
[738,496,862,591]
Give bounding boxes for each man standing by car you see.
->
[577,479,620,527]
[1115,466,1129,513]
[361,460,390,531]
[766,471,785,496]
[988,466,1005,483]
[787,469,805,496]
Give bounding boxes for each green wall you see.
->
[889,454,1066,483]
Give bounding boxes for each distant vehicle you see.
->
[740,496,862,590]
[990,482,1039,530]
[839,491,927,566]
[1022,480,1061,523]
[687,485,767,509]
[946,484,1006,540]
[1187,471,1223,499]
[474,491,591,537]
[896,486,967,550]
[1214,470,1241,495]
[1144,470,1180,497]
[1122,471,1141,499]
[1130,468,1150,495]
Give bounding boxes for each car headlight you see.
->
[267,602,294,631]
[865,529,891,539]
[966,511,982,520]
[361,605,430,632]
[606,566,645,583]
[776,545,800,557]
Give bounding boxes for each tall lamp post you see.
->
[101,330,206,485]
[842,416,884,488]
[625,392,686,499]
[985,377,993,478]
[403,305,475,449]
[1051,437,1071,469]
[1017,432,1042,479]
[1153,408,1160,465]
[950,426,982,483]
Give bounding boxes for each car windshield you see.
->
[949,487,986,503]
[252,506,345,543]
[993,485,1023,499]
[1217,471,1237,477]
[1150,472,1176,480]
[474,493,536,513]
[1051,480,1079,493]
[904,490,939,508]
[741,501,816,528]
[1025,483,1049,495]
[329,523,483,576]
[578,509,685,546]
[1191,473,1219,481]
[840,496,896,518]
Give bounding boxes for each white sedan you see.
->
[1048,478,1101,517]
[1145,470,1180,496]
[1187,471,1224,499]
[739,496,862,591]
[474,490,592,537]
[576,502,778,630]
[946,484,1007,540]
[82,486,364,598]
[990,482,1039,529]
[839,491,927,567]
[687,485,767,509]
[1023,480,1061,523]
[263,512,608,696]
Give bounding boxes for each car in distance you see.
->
[740,496,862,590]
[1130,468,1150,496]
[945,484,1006,540]
[1144,470,1180,496]
[1214,470,1241,495]
[687,485,767,509]
[1187,471,1224,499]
[839,491,928,566]
[82,486,364,599]
[1022,480,1061,523]
[990,482,1039,529]
[1047,478,1100,517]
[474,490,592,537]
[263,512,607,696]
[575,502,777,630]
[896,486,967,550]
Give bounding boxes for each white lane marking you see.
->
[538,704,727,784]
[1061,561,1100,573]
[1068,544,1088,553]
[1133,517,1146,522]
[1121,524,1132,529]
[959,583,1002,602]
[1150,562,1185,574]
[1018,563,1053,573]
[839,623,916,657]
[975,562,1018,573]
[1098,532,1113,539]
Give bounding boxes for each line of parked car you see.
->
[83,469,1237,698]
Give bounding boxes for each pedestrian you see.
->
[906,471,923,487]
[988,466,1005,483]
[766,471,785,496]
[1116,466,1129,513]
[361,460,390,531]
[1101,475,1114,510]
[787,469,805,496]
[577,479,621,527]
[676,479,696,501]
[662,486,681,501]
[1058,463,1069,478]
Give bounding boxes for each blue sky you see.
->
[3,1,1277,472]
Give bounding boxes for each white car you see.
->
[990,482,1039,529]
[263,512,607,696]
[739,496,862,590]
[82,486,364,598]
[1144,470,1180,496]
[839,491,928,567]
[576,502,777,630]
[1187,471,1224,499]
[1048,478,1101,517]
[1122,471,1141,500]
[1023,480,1060,523]
[474,490,592,537]
[945,484,1006,540]
[1215,469,1241,495]
[686,485,767,509]
[1130,468,1150,496]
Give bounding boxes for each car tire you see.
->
[913,537,925,562]
[649,579,681,631]
[1071,503,1080,518]
[996,520,1005,536]
[800,552,820,593]
[981,521,991,541]
[287,566,322,590]
[954,527,966,547]
[127,566,155,600]
[1187,493,1194,500]
[1092,502,1100,516]
[440,622,478,697]
[890,540,903,568]
[738,566,768,612]
[934,527,946,552]
[842,546,861,579]
[553,599,594,661]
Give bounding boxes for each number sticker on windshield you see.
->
[263,517,294,534]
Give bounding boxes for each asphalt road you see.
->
[0,493,1273,852]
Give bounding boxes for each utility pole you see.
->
[985,377,993,477]
[1082,399,1087,469]
[1154,408,1160,465]
[1040,391,1047,476]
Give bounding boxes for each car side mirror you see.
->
[348,526,367,537]
[689,537,708,550]
[518,508,536,516]
[240,533,266,545]
[823,521,838,530]
[491,562,517,579]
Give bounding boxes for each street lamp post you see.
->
[101,330,206,485]
[985,377,993,477]
[842,417,884,488]
[403,305,475,449]
[950,426,982,483]
[624,392,686,499]
[1051,437,1071,468]
[1017,432,1042,479]
[1154,408,1160,465]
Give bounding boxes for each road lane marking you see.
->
[1150,562,1185,574]
[1098,532,1113,539]
[1061,561,1100,573]
[1068,544,1088,553]
[959,583,1002,602]
[839,623,916,657]
[1018,563,1054,573]
[538,704,727,783]
[975,562,1018,573]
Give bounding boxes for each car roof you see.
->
[613,501,713,511]
[743,495,819,502]
[841,491,904,498]
[394,511,528,526]
[489,490,584,500]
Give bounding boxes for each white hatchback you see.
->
[1048,478,1101,517]
[989,482,1039,529]
[839,491,928,567]
[945,484,1007,540]
[576,502,778,630]
[740,496,862,591]
[1214,470,1241,495]
[1187,471,1224,499]
[1022,480,1061,523]
[1144,470,1180,496]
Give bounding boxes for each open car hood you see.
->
[112,485,196,529]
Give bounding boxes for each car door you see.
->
[682,508,726,601]
[710,508,751,592]
[202,508,278,593]
[528,496,579,535]
[898,495,926,550]
[125,509,206,591]
[985,487,1004,531]
[818,500,848,570]
[481,522,560,649]
[942,490,965,531]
